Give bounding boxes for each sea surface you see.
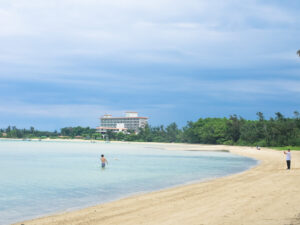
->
[0,140,257,225]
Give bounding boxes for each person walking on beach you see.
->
[101,154,108,168]
[284,149,291,170]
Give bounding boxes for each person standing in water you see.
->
[284,149,291,170]
[101,154,108,168]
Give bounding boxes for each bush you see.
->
[223,140,234,145]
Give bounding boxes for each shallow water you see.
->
[0,140,257,225]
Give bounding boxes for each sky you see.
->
[0,0,300,131]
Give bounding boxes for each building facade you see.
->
[96,112,148,133]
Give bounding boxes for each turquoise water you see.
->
[0,140,257,225]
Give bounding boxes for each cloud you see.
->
[0,0,298,69]
[0,0,299,129]
[0,101,110,118]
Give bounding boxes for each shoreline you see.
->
[12,143,300,225]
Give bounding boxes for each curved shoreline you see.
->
[14,143,300,225]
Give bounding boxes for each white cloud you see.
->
[0,0,298,69]
[0,0,299,129]
[0,8,33,36]
[0,101,122,119]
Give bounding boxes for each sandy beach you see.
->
[14,143,300,225]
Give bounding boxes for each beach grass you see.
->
[271,146,300,151]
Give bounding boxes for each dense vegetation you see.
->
[0,126,98,139]
[0,126,58,139]
[1,112,300,147]
[60,127,101,139]
[121,112,300,147]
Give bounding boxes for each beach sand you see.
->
[14,144,300,225]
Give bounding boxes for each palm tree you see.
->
[297,50,300,57]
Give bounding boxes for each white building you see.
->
[96,112,148,133]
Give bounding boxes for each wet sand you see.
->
[14,143,300,225]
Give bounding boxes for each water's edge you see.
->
[14,147,259,225]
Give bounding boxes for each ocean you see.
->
[0,140,257,225]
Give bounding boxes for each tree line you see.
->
[1,111,300,147]
[0,126,58,138]
[129,112,300,147]
[0,126,98,139]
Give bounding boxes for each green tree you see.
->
[240,121,260,145]
[165,123,180,142]
[30,126,35,134]
[226,115,243,143]
[137,124,152,142]
[180,121,199,143]
[190,118,228,144]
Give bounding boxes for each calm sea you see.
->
[0,140,257,225]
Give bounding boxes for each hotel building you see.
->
[96,112,148,133]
